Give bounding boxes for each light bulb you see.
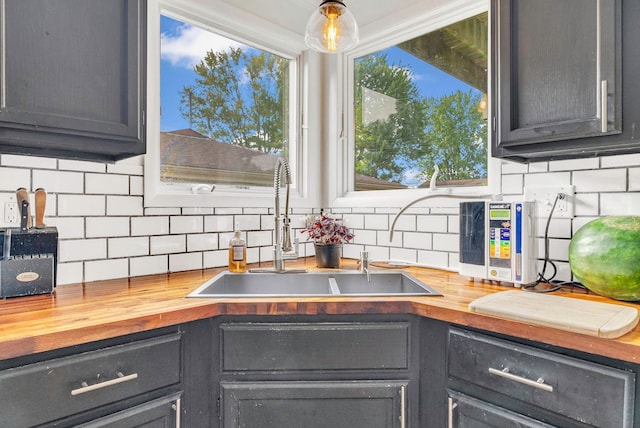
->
[305,1,359,54]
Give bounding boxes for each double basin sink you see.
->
[187,270,441,298]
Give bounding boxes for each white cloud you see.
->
[161,23,246,68]
[402,169,424,188]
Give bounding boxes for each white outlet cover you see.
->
[524,185,575,219]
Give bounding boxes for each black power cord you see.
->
[523,193,587,293]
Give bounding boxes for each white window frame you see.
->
[144,0,321,209]
[329,0,499,209]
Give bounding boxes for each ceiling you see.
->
[220,0,449,39]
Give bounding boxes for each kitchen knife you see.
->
[35,188,46,228]
[16,187,31,230]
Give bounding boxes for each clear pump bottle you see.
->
[228,224,247,273]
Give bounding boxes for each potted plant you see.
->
[301,213,355,268]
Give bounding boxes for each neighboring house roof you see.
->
[160,129,408,190]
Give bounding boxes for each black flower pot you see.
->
[314,243,342,268]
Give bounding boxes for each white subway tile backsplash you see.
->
[433,233,458,252]
[130,255,168,277]
[601,153,640,168]
[417,250,449,268]
[2,154,57,169]
[145,207,181,215]
[389,247,417,263]
[248,230,272,247]
[573,168,626,192]
[130,176,144,196]
[169,252,202,272]
[417,215,448,233]
[150,235,186,254]
[170,215,203,234]
[527,162,549,173]
[629,168,640,191]
[48,217,85,239]
[523,172,570,188]
[33,170,84,194]
[107,161,144,176]
[131,216,169,236]
[600,193,640,215]
[56,262,84,285]
[364,214,389,230]
[58,194,105,216]
[107,195,143,216]
[205,215,234,232]
[187,233,219,252]
[85,258,129,282]
[86,173,129,195]
[365,246,390,261]
[59,239,107,262]
[182,207,214,215]
[342,214,365,229]
[501,160,528,174]
[0,167,31,192]
[203,250,228,268]
[109,237,149,258]
[535,218,572,239]
[549,157,599,171]
[58,159,106,172]
[86,217,129,238]
[574,193,599,216]
[235,215,261,231]
[501,173,523,195]
[402,232,432,250]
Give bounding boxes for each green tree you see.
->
[418,90,487,182]
[179,47,288,154]
[354,54,427,183]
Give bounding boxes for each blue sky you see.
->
[160,15,479,133]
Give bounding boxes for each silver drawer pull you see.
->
[601,79,608,132]
[71,372,139,396]
[488,367,553,392]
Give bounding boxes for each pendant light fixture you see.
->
[304,0,359,54]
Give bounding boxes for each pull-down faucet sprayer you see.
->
[250,157,306,273]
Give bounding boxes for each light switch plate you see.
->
[524,185,575,218]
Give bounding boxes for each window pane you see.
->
[354,12,488,191]
[160,15,290,188]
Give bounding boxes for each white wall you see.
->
[2,152,639,285]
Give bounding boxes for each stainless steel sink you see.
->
[187,271,441,298]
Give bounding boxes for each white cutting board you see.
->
[469,290,639,339]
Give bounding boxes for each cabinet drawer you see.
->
[448,328,635,428]
[221,322,409,372]
[0,333,181,428]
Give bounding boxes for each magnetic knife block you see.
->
[0,227,58,298]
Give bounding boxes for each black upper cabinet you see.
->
[491,0,640,162]
[0,0,146,162]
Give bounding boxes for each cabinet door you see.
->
[492,0,623,161]
[0,0,145,162]
[75,394,181,428]
[448,392,553,428]
[221,381,407,428]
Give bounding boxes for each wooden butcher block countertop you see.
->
[0,257,639,364]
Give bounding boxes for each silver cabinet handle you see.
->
[488,367,553,392]
[601,79,608,132]
[399,385,406,428]
[172,398,182,428]
[447,397,457,428]
[71,372,138,396]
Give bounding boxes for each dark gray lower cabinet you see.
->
[0,327,183,427]
[447,391,553,428]
[75,393,181,428]
[447,327,637,427]
[211,315,420,428]
[221,381,406,428]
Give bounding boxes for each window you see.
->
[354,12,488,191]
[144,1,314,208]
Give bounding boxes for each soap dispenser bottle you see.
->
[228,224,247,273]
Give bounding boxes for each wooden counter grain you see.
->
[0,258,639,363]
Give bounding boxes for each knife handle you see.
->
[16,187,31,230]
[35,188,46,228]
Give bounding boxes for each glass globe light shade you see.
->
[304,1,359,54]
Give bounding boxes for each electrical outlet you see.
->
[4,201,18,224]
[524,185,575,218]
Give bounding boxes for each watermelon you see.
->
[569,216,640,301]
